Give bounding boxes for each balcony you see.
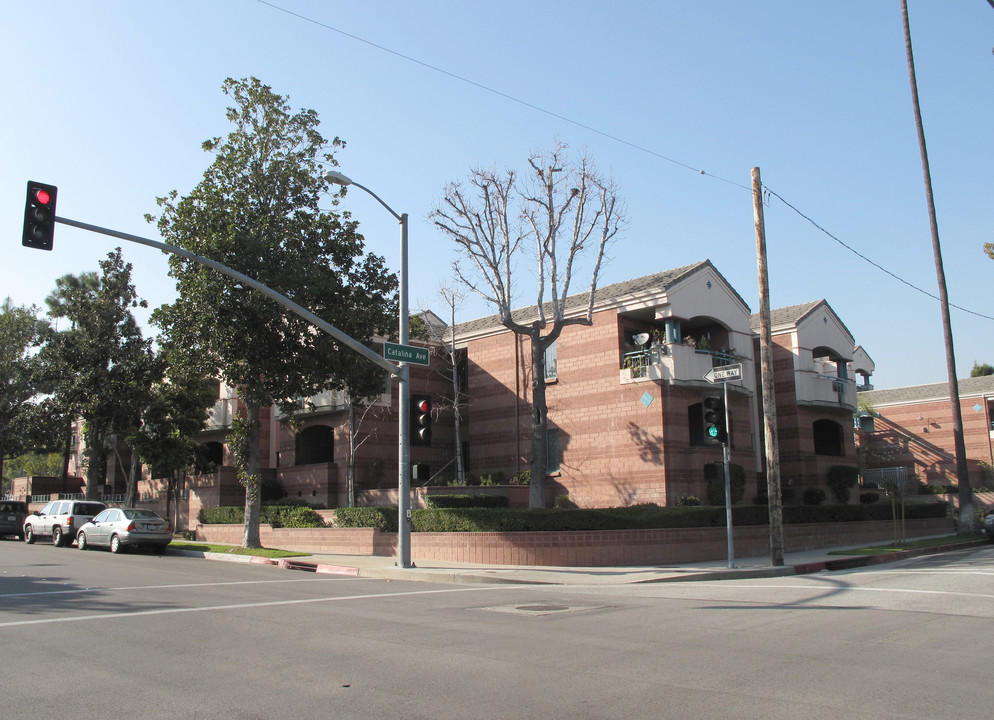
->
[206,397,238,430]
[796,372,856,410]
[620,343,741,385]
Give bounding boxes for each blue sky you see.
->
[2,1,991,389]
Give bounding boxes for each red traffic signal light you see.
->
[22,181,58,251]
[411,395,433,446]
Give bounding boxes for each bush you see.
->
[197,505,324,528]
[802,488,826,506]
[509,470,531,486]
[675,496,701,506]
[920,483,956,495]
[553,493,575,510]
[478,471,506,486]
[425,494,510,509]
[705,462,746,505]
[859,492,880,505]
[333,506,396,531]
[826,466,859,503]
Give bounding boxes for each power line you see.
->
[256,0,992,323]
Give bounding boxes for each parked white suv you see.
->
[23,500,107,547]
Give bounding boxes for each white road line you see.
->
[0,577,337,600]
[0,586,508,628]
[706,583,994,600]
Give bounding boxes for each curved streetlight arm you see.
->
[53,215,402,378]
[323,170,402,223]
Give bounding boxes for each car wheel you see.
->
[52,526,64,547]
[24,525,35,544]
[77,532,88,551]
[110,534,124,554]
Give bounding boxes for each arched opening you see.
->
[813,419,844,456]
[296,425,334,466]
[204,441,224,468]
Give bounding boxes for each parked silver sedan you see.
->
[76,508,172,554]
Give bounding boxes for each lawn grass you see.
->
[169,541,310,558]
[828,533,987,556]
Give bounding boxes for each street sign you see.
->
[384,341,429,366]
[704,364,742,384]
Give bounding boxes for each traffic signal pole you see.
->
[722,379,735,569]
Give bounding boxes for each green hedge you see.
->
[201,501,948,533]
[332,506,397,532]
[425,494,511,509]
[198,505,324,528]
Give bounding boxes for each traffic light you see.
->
[703,395,726,444]
[22,181,58,251]
[411,395,432,446]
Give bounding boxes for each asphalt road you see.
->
[2,540,993,719]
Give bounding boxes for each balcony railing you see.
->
[620,344,743,384]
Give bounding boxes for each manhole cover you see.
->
[473,603,608,617]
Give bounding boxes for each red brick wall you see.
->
[195,517,953,567]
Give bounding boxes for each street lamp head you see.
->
[322,169,353,186]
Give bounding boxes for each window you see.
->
[544,340,558,381]
[545,428,561,473]
[813,419,845,456]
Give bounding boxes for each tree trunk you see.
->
[84,434,105,501]
[347,404,356,508]
[125,452,138,508]
[242,401,263,548]
[901,0,976,532]
[528,324,548,508]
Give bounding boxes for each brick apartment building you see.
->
[857,375,994,487]
[26,259,878,525]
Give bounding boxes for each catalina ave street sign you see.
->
[383,341,430,366]
[704,364,742,384]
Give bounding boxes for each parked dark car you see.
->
[76,508,172,553]
[0,500,28,540]
[23,499,107,546]
[985,511,994,541]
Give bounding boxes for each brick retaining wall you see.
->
[195,517,954,567]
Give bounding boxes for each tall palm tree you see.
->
[901,0,977,532]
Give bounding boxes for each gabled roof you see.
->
[749,299,855,343]
[859,375,994,406]
[454,259,748,338]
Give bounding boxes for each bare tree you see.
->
[431,142,626,507]
[435,283,469,486]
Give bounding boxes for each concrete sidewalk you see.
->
[172,536,991,585]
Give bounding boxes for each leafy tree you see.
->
[430,142,626,506]
[129,344,215,520]
[148,77,396,547]
[0,299,46,485]
[42,271,100,491]
[970,361,993,377]
[39,250,155,500]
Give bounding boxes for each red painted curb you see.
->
[314,564,361,576]
[250,556,278,565]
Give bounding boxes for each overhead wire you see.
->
[256,0,992,322]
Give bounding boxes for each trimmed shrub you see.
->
[675,496,702,506]
[859,492,880,505]
[197,505,323,528]
[425,494,510,509]
[705,462,746,505]
[478,471,506,486]
[333,506,397,531]
[802,488,826,506]
[553,493,575,510]
[826,466,859,503]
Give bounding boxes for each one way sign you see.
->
[704,364,742,384]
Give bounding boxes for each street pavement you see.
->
[171,535,992,585]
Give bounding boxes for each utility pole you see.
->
[900,0,976,533]
[752,167,784,566]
